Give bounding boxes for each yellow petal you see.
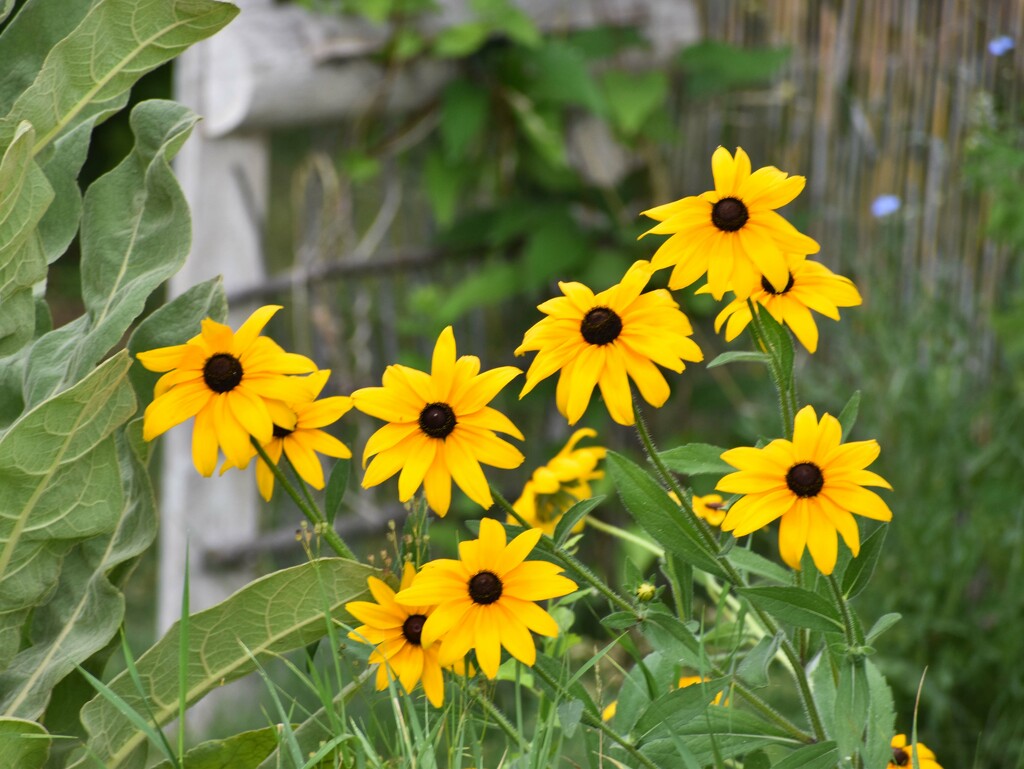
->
[143,382,210,441]
[233,305,282,352]
[444,435,494,509]
[398,433,437,502]
[283,433,326,489]
[473,606,502,679]
[431,326,457,402]
[423,453,452,516]
[496,602,536,666]
[192,402,219,477]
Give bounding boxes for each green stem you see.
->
[471,685,526,746]
[530,663,660,769]
[491,487,640,618]
[732,685,815,744]
[827,573,862,647]
[630,402,827,741]
[250,438,356,560]
[745,301,798,439]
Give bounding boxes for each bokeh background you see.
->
[47,0,1024,765]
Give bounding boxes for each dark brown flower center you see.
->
[786,462,824,498]
[468,571,503,605]
[580,307,622,346]
[419,402,456,439]
[761,272,795,295]
[711,197,749,232]
[272,423,294,438]
[402,614,427,646]
[203,353,243,393]
[892,748,909,767]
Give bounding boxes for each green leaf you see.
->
[505,89,567,169]
[0,717,50,769]
[556,699,584,738]
[840,524,887,600]
[656,443,732,476]
[532,653,599,719]
[837,390,861,441]
[553,496,603,548]
[0,424,158,720]
[606,452,726,579]
[432,22,489,58]
[0,0,238,156]
[522,211,587,286]
[0,0,96,115]
[25,100,199,407]
[706,350,772,369]
[75,558,375,769]
[0,121,53,355]
[0,0,16,26]
[863,659,895,769]
[834,657,869,759]
[601,70,668,137]
[638,611,704,670]
[0,352,135,670]
[740,586,844,634]
[126,277,227,407]
[440,80,489,161]
[754,307,795,393]
[865,612,901,645]
[677,41,791,100]
[633,676,729,741]
[771,741,839,769]
[151,726,280,769]
[638,708,798,765]
[324,459,350,527]
[524,41,603,111]
[728,547,793,585]
[736,631,784,688]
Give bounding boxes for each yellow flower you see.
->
[352,326,524,516]
[222,370,353,501]
[346,564,446,707]
[511,428,606,536]
[137,305,317,476]
[677,674,727,705]
[704,254,862,353]
[692,493,727,527]
[716,405,893,575]
[888,735,943,769]
[516,260,703,426]
[395,518,577,679]
[641,146,820,300]
[601,700,618,721]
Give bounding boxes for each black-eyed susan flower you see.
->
[352,326,524,516]
[516,260,703,426]
[716,405,892,575]
[692,493,727,527]
[395,518,577,679]
[888,735,943,769]
[641,146,820,300]
[222,369,353,500]
[704,254,862,353]
[346,564,446,707]
[137,305,317,476]
[510,428,606,536]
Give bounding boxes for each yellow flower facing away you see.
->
[352,326,524,516]
[692,493,727,527]
[889,734,943,769]
[346,564,446,707]
[516,260,703,426]
[511,428,607,536]
[704,254,862,353]
[221,369,353,501]
[716,405,893,575]
[641,146,820,300]
[395,517,578,679]
[137,305,317,476]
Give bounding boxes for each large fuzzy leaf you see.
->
[0,424,157,719]
[0,0,238,156]
[0,352,136,669]
[75,559,374,769]
[24,100,198,407]
[0,122,52,355]
[0,717,50,769]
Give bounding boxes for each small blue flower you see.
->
[988,36,1015,56]
[871,194,901,218]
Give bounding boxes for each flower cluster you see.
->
[137,305,352,496]
[346,518,577,704]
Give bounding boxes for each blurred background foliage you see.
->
[30,0,1024,765]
